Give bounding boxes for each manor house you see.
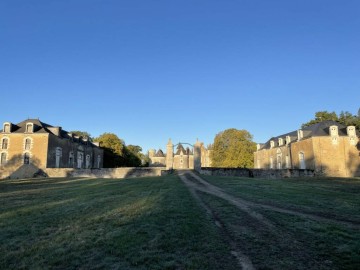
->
[149,139,211,169]
[0,119,103,179]
[254,120,360,177]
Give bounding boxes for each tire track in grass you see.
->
[178,171,255,270]
[187,171,360,229]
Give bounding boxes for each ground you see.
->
[0,173,359,269]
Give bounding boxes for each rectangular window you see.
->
[2,139,8,150]
[25,139,31,150]
[0,153,6,165]
[4,124,10,133]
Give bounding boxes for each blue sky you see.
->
[1,0,359,152]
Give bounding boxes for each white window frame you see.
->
[3,123,11,133]
[1,137,9,150]
[25,123,34,133]
[299,152,306,169]
[24,137,32,150]
[0,152,7,165]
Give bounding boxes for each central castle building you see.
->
[149,139,211,169]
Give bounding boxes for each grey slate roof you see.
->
[259,120,358,150]
[174,144,193,155]
[1,119,98,146]
[154,149,165,157]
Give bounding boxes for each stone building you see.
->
[254,120,360,177]
[149,139,211,169]
[0,119,103,179]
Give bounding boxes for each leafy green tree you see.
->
[125,145,143,167]
[94,133,126,167]
[210,128,256,168]
[94,133,125,156]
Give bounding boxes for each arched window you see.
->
[276,149,282,169]
[77,152,83,169]
[0,152,6,165]
[24,153,30,165]
[3,123,10,133]
[55,147,62,168]
[270,156,273,169]
[1,138,9,150]
[24,138,32,150]
[97,155,101,168]
[299,152,306,169]
[69,151,74,167]
[86,154,91,169]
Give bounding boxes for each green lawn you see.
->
[201,175,360,223]
[198,175,360,269]
[1,175,359,269]
[0,176,237,270]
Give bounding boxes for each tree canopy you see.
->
[302,110,360,132]
[210,128,256,168]
[93,133,147,167]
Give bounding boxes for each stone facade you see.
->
[149,139,211,170]
[0,119,103,179]
[254,121,360,177]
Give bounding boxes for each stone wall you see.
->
[200,167,315,178]
[44,167,168,179]
[0,167,168,179]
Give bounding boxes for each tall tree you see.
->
[94,133,126,167]
[125,145,143,167]
[210,128,256,168]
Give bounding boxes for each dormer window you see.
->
[330,125,339,145]
[330,125,338,137]
[26,123,34,133]
[3,123,11,133]
[297,130,303,141]
[270,140,275,148]
[278,138,283,146]
[347,126,356,137]
[286,136,291,145]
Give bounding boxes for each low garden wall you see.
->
[0,167,168,179]
[200,167,315,178]
[44,167,168,179]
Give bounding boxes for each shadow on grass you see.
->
[0,176,238,270]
